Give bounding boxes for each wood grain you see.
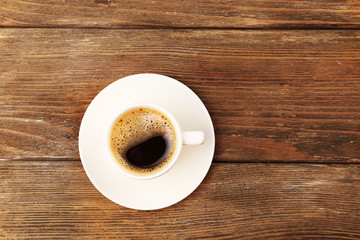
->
[1,161,359,239]
[0,0,359,29]
[1,29,359,162]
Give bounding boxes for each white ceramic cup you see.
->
[106,103,205,180]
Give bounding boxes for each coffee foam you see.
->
[110,107,176,174]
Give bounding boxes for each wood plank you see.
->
[1,29,359,162]
[1,161,360,239]
[0,0,359,29]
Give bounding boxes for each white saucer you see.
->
[79,74,215,210]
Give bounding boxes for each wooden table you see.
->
[1,1,360,239]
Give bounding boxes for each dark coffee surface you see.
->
[110,107,176,174]
[126,136,167,168]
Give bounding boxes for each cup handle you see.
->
[182,131,205,145]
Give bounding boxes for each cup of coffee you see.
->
[106,103,205,180]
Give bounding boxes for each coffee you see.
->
[110,107,177,174]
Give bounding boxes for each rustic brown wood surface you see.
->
[0,0,359,29]
[1,161,360,239]
[1,29,359,162]
[1,0,360,239]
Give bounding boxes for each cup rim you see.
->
[106,102,182,180]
